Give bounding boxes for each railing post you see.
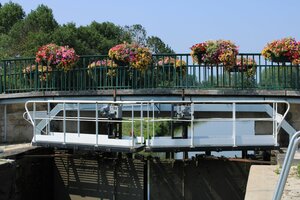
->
[272,103,276,144]
[3,61,6,93]
[3,104,7,142]
[131,104,135,147]
[232,102,236,147]
[275,102,278,146]
[152,102,155,142]
[33,102,36,142]
[63,102,66,144]
[147,103,150,146]
[140,103,143,143]
[34,62,38,91]
[95,103,98,147]
[47,102,50,135]
[0,61,2,94]
[190,102,194,148]
[77,103,80,137]
[273,131,300,200]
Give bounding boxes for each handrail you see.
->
[25,100,289,149]
[272,131,300,200]
[2,53,300,94]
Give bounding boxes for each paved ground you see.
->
[0,143,35,158]
[245,152,300,200]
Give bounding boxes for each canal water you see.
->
[0,148,252,200]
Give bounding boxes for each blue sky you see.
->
[2,0,300,53]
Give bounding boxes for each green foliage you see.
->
[297,163,300,177]
[260,66,299,89]
[0,4,173,60]
[124,24,147,46]
[3,4,58,57]
[122,118,171,137]
[0,2,25,34]
[25,5,58,33]
[146,36,175,54]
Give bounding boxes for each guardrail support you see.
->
[272,131,300,200]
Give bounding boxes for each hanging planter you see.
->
[262,37,300,63]
[228,57,256,77]
[190,40,239,68]
[35,43,79,72]
[108,42,152,71]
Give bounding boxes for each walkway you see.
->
[245,153,300,200]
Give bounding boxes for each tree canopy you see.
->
[0,2,174,59]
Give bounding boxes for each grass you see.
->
[297,163,300,178]
[121,118,171,138]
[274,167,281,175]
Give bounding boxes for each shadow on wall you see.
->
[54,153,251,200]
[54,153,145,200]
[150,158,251,200]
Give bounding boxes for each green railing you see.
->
[0,53,299,94]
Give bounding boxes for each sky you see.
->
[1,0,300,53]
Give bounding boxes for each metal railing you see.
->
[272,131,300,200]
[24,100,290,149]
[1,53,300,94]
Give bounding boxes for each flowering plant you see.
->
[157,57,186,73]
[55,46,79,71]
[190,42,207,64]
[88,59,117,69]
[108,42,152,71]
[233,57,256,77]
[35,43,59,66]
[35,43,79,71]
[191,40,239,66]
[261,37,300,63]
[88,59,118,76]
[23,65,52,81]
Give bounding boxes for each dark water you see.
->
[0,149,252,200]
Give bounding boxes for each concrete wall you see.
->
[0,104,33,143]
[1,150,251,200]
[287,103,300,130]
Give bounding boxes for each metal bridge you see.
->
[23,99,290,152]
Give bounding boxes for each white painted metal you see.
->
[273,131,300,200]
[190,102,194,148]
[265,104,296,139]
[33,102,36,142]
[95,103,98,147]
[24,100,290,150]
[233,102,236,147]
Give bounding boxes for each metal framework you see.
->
[272,131,300,200]
[24,100,290,152]
[1,53,300,94]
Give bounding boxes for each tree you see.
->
[0,2,25,34]
[77,21,131,55]
[124,24,147,46]
[146,36,175,54]
[24,5,58,33]
[0,3,174,59]
[6,4,58,57]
